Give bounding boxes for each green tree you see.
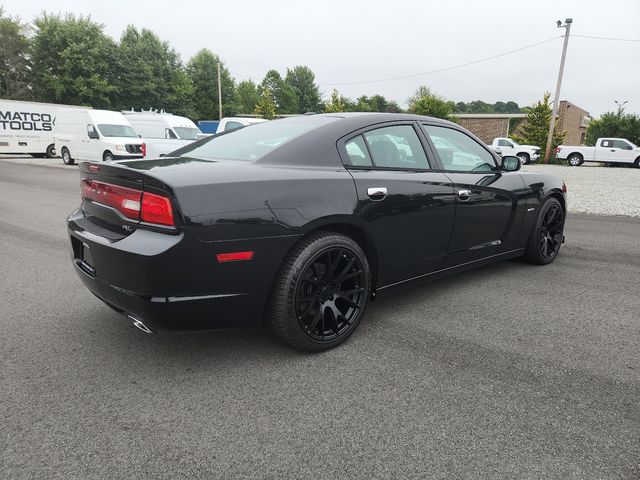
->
[512,92,566,152]
[186,49,236,120]
[0,8,32,100]
[115,26,193,117]
[285,66,322,113]
[235,79,260,114]
[31,13,117,107]
[585,111,640,146]
[407,86,453,119]
[324,89,348,113]
[254,87,277,119]
[261,70,297,114]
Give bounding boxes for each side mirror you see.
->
[501,155,521,172]
[88,129,99,140]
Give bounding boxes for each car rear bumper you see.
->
[67,209,277,333]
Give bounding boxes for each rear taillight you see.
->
[80,179,174,226]
[556,147,561,154]
[141,192,174,226]
[562,182,567,193]
[141,142,146,158]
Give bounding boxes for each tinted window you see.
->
[176,116,338,161]
[224,121,245,132]
[362,125,428,169]
[423,125,497,172]
[345,135,373,166]
[612,139,632,150]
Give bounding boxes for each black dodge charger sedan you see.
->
[68,113,566,351]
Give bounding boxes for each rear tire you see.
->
[517,152,530,165]
[103,151,114,162]
[568,153,583,166]
[61,147,74,165]
[523,198,565,265]
[634,157,640,168]
[46,144,56,158]
[269,232,371,352]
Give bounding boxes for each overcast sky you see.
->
[4,0,639,116]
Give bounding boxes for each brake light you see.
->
[80,179,174,226]
[562,182,567,193]
[216,251,254,263]
[141,192,174,226]
[556,147,561,154]
[141,142,146,158]
[81,179,141,220]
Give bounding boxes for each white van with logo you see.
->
[55,109,145,164]
[122,111,201,158]
[0,99,88,158]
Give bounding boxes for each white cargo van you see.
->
[54,109,145,164]
[0,99,89,158]
[122,111,201,158]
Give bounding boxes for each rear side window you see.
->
[362,125,429,169]
[423,125,497,172]
[601,139,612,147]
[345,136,373,166]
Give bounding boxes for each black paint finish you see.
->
[67,113,566,333]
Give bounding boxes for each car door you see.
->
[611,139,636,163]
[421,124,527,267]
[595,139,614,163]
[340,123,456,287]
[497,138,515,156]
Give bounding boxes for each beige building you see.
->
[455,100,592,145]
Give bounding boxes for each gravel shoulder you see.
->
[523,163,640,218]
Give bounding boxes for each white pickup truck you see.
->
[556,138,640,167]
[488,138,541,165]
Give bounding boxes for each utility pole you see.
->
[217,62,223,120]
[544,18,573,164]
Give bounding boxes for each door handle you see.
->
[367,187,387,201]
[457,188,472,201]
[610,149,616,152]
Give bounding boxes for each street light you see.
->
[614,100,628,115]
[543,18,573,163]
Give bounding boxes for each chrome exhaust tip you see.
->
[127,314,153,334]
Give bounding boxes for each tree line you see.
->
[1,9,526,121]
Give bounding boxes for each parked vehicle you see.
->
[123,111,201,158]
[556,138,640,167]
[216,117,267,133]
[488,137,541,165]
[0,99,89,158]
[68,113,566,351]
[55,109,145,165]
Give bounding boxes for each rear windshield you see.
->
[175,116,339,161]
[174,127,201,140]
[98,124,138,138]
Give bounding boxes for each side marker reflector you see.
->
[216,251,254,263]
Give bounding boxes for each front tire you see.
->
[523,198,565,265]
[103,151,114,162]
[61,147,74,165]
[634,157,640,169]
[568,153,583,166]
[269,232,371,352]
[517,152,530,165]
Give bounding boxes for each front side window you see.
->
[612,139,632,150]
[498,139,512,147]
[423,125,497,172]
[173,127,200,140]
[362,125,429,169]
[224,121,245,132]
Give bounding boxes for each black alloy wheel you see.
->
[295,247,366,342]
[523,198,565,264]
[269,232,371,351]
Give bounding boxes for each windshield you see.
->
[173,127,201,140]
[97,124,138,138]
[175,116,339,161]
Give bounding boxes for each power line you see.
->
[573,34,640,43]
[320,36,562,86]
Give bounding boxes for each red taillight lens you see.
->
[81,179,174,226]
[216,251,254,263]
[562,182,567,193]
[81,179,141,220]
[555,147,561,154]
[141,142,146,158]
[141,191,174,226]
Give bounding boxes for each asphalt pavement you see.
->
[1,160,639,479]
